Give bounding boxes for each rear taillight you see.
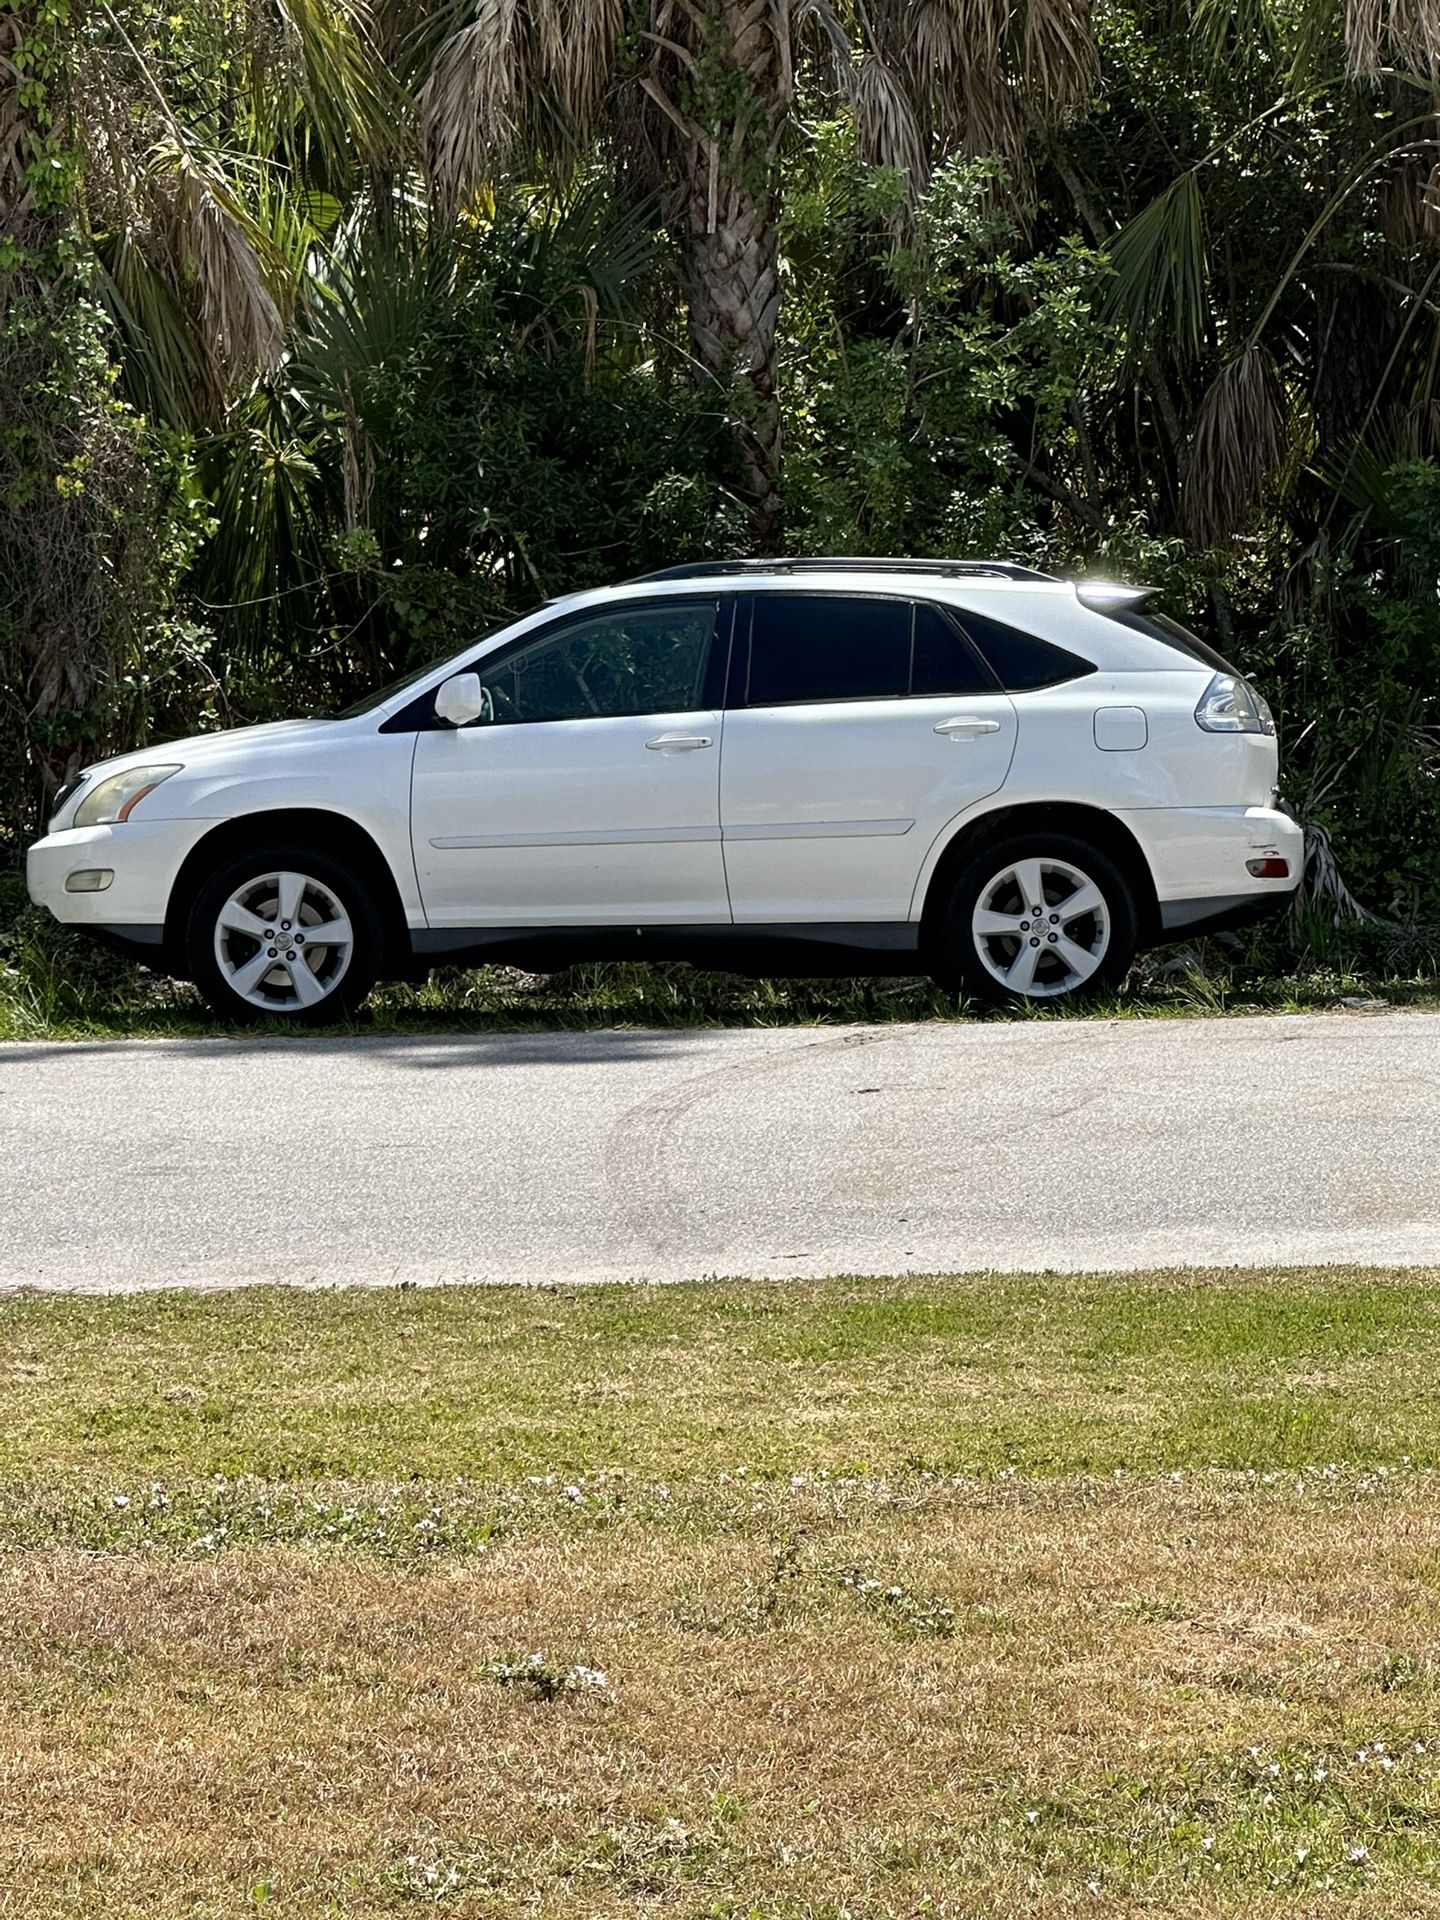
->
[1194,672,1275,735]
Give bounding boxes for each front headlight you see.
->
[73,764,183,827]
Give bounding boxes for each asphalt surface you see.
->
[2,1010,1438,1292]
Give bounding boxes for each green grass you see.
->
[4,869,1440,1038]
[3,1267,1439,1496]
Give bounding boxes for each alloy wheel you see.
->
[212,870,354,1012]
[971,855,1111,999]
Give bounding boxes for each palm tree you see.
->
[416,0,1101,553]
[0,0,396,820]
[1085,0,1440,549]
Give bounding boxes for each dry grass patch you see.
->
[5,1475,1440,1914]
[6,1272,1440,1913]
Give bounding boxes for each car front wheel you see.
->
[936,832,1139,1009]
[186,845,383,1024]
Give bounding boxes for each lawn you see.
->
[4,1269,1440,1915]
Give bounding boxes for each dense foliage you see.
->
[2,0,1439,943]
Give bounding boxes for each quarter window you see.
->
[956,610,1094,690]
[480,601,718,724]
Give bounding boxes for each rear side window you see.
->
[956,610,1094,691]
[911,602,995,696]
[747,594,911,704]
[743,595,994,706]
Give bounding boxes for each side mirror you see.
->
[434,672,486,728]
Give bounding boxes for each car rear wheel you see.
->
[935,831,1138,1009]
[186,845,383,1024]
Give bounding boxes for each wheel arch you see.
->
[163,809,411,974]
[917,801,1160,961]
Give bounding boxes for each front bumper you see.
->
[1114,803,1304,932]
[26,817,216,948]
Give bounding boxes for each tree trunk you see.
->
[678,1,789,556]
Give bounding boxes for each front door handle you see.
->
[934,715,1002,739]
[646,732,713,752]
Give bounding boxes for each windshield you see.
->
[332,622,526,721]
[334,644,472,719]
[334,606,557,719]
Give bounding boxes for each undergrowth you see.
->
[3,870,1438,1039]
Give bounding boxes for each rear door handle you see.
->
[646,732,713,752]
[934,715,1002,738]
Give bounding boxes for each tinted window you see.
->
[747,595,911,705]
[911,602,996,696]
[480,601,716,723]
[957,610,1094,690]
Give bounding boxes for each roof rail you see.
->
[632,556,1058,585]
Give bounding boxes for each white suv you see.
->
[27,559,1302,1021]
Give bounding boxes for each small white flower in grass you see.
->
[1201,1836,1215,1853]
[1347,1844,1368,1864]
[110,1494,130,1509]
[1381,1757,1395,1772]
[1268,1762,1280,1777]
[1416,1742,1428,1755]
[1314,1767,1328,1784]
[1024,1810,1040,1826]
[567,1664,609,1693]
[1086,1881,1101,1895]
[563,1484,583,1502]
[1295,1846,1310,1863]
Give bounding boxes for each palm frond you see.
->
[1184,344,1290,545]
[92,232,222,425]
[1377,149,1440,245]
[1344,0,1388,77]
[853,50,928,184]
[420,0,624,219]
[536,0,622,129]
[1021,0,1098,119]
[1191,0,1280,78]
[166,146,288,379]
[911,0,960,86]
[265,0,404,175]
[1102,169,1209,360]
[1345,0,1440,80]
[421,0,522,221]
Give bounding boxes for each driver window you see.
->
[479,600,718,724]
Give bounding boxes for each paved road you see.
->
[2,1011,1438,1292]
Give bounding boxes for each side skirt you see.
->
[409,922,923,978]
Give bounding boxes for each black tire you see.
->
[933,830,1139,1010]
[186,842,384,1025]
